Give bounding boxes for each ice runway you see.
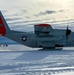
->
[0,47,74,75]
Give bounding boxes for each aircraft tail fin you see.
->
[0,11,10,36]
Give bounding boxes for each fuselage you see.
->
[5,29,74,49]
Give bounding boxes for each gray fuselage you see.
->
[5,29,74,48]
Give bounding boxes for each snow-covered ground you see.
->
[0,45,74,75]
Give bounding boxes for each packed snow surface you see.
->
[0,46,74,75]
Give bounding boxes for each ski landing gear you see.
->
[39,47,63,51]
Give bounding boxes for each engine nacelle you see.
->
[34,24,52,36]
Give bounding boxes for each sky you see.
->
[0,0,74,31]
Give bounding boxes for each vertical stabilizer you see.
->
[0,11,10,36]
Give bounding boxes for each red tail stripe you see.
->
[0,17,6,36]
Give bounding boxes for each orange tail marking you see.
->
[0,17,6,36]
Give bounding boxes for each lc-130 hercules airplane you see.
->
[0,11,74,50]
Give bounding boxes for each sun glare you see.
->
[55,0,68,2]
[54,0,70,5]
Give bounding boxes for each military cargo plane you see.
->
[0,11,74,50]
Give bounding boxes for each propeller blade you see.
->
[66,25,68,39]
[66,25,71,45]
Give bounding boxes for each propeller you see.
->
[66,25,71,45]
